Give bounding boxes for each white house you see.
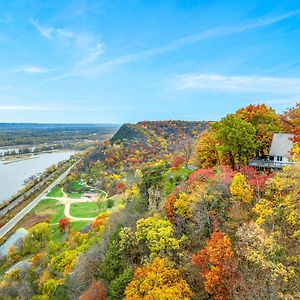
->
[269,133,294,165]
[249,133,294,169]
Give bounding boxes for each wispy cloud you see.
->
[98,10,300,67]
[30,19,53,39]
[50,9,300,80]
[0,86,11,92]
[0,104,122,112]
[174,72,300,95]
[31,19,103,72]
[80,43,103,65]
[0,105,50,111]
[11,66,49,74]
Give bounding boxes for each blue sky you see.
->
[0,0,300,123]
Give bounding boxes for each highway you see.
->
[0,160,80,239]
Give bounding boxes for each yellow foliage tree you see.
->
[230,172,253,204]
[135,215,186,259]
[124,257,193,300]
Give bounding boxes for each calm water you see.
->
[0,228,28,256]
[0,151,76,203]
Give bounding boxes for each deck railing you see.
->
[249,159,295,169]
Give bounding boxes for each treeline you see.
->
[0,124,119,147]
[195,103,300,169]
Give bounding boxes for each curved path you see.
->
[47,189,108,221]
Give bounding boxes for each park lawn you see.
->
[70,202,100,218]
[33,198,65,224]
[70,181,83,191]
[46,185,63,197]
[67,192,84,199]
[50,221,91,243]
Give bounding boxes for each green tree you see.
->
[236,104,282,156]
[214,115,256,170]
[108,266,134,300]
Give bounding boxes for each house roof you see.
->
[269,133,294,157]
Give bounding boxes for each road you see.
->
[0,160,81,239]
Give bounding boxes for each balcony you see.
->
[249,158,295,169]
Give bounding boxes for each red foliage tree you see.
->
[292,126,300,143]
[163,194,176,222]
[187,168,215,185]
[240,166,272,191]
[58,217,71,233]
[172,156,185,169]
[192,231,240,300]
[117,182,126,193]
[80,281,106,300]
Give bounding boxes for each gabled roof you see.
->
[269,133,293,157]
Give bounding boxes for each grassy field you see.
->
[70,181,83,191]
[50,221,91,243]
[33,198,65,224]
[46,185,64,197]
[70,202,100,218]
[67,192,84,198]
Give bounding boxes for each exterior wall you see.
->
[274,155,290,163]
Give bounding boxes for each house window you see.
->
[276,156,283,162]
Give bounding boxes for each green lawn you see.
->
[67,192,84,199]
[70,181,83,191]
[50,221,91,243]
[33,198,65,224]
[46,185,63,197]
[70,202,100,218]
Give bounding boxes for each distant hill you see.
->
[111,120,211,145]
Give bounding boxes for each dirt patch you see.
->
[20,213,50,229]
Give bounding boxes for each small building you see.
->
[249,133,294,169]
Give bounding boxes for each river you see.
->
[0,151,76,203]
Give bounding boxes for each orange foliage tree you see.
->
[92,213,108,230]
[124,257,193,300]
[192,231,240,300]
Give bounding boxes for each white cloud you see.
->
[92,10,300,71]
[80,43,103,65]
[174,73,300,95]
[30,19,53,39]
[0,105,50,111]
[50,9,300,80]
[31,19,103,72]
[10,66,50,74]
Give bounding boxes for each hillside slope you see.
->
[111,120,210,145]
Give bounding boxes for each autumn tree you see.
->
[135,215,185,259]
[58,217,71,233]
[214,115,257,170]
[230,172,253,204]
[192,231,240,300]
[124,257,193,300]
[96,194,106,211]
[194,129,220,168]
[23,222,51,254]
[80,281,106,300]
[236,222,296,298]
[281,102,300,131]
[236,104,282,156]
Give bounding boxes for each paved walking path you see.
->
[46,189,108,221]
